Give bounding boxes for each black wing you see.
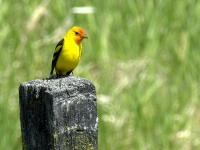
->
[50,39,64,75]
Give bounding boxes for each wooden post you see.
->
[19,76,98,150]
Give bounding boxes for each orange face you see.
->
[71,26,88,43]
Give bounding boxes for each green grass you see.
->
[1,0,200,149]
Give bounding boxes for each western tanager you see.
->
[50,26,88,76]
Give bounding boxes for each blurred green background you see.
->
[1,0,200,149]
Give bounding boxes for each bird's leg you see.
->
[66,70,73,76]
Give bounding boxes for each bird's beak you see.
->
[82,34,88,39]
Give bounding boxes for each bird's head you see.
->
[68,26,88,43]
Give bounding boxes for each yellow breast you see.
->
[55,38,82,75]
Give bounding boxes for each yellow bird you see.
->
[50,26,88,76]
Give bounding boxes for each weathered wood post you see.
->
[19,76,98,150]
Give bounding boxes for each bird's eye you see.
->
[75,32,79,35]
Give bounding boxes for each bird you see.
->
[50,26,88,77]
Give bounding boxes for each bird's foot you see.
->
[49,74,57,79]
[49,74,70,79]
